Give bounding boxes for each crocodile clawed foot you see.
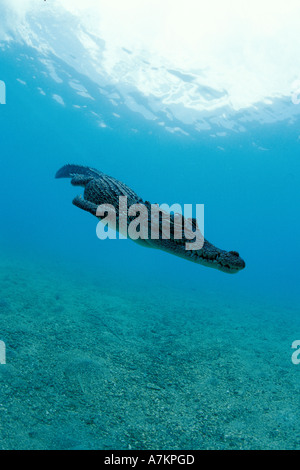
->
[71,175,93,187]
[72,195,98,216]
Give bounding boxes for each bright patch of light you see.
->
[2,0,300,129]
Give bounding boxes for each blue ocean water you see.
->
[1,10,300,450]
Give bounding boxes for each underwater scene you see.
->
[0,0,300,451]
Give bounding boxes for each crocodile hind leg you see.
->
[72,195,98,216]
[71,175,93,187]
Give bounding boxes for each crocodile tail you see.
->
[55,164,103,179]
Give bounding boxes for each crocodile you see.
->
[55,164,245,274]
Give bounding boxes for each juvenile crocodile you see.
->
[56,164,245,274]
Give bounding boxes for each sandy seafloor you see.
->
[0,251,299,451]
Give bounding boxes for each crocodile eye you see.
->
[229,251,240,257]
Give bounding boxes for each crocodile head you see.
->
[147,237,246,274]
[194,244,246,274]
[144,211,246,274]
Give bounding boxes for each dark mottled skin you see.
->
[56,164,245,274]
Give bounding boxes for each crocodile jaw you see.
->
[145,238,246,274]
